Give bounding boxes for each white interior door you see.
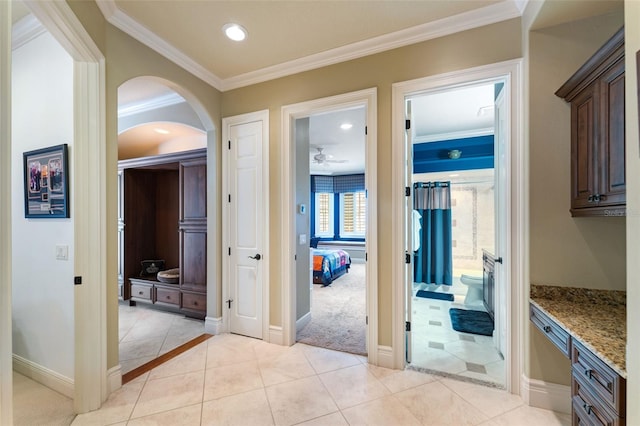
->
[493,85,508,357]
[228,120,264,339]
[404,99,414,363]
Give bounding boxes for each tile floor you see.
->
[119,302,206,374]
[411,277,504,386]
[13,371,75,426]
[68,332,570,425]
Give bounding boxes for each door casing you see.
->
[391,59,525,393]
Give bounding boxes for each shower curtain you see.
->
[413,181,453,286]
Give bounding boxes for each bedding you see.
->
[312,249,351,285]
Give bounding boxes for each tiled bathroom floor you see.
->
[410,281,505,386]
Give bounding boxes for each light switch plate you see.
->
[299,234,307,245]
[55,245,68,261]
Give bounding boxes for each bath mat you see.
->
[449,308,493,336]
[416,290,454,301]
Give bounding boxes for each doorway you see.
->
[281,89,378,363]
[407,82,503,385]
[294,106,368,356]
[391,60,525,392]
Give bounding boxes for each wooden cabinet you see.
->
[118,149,207,319]
[555,28,625,217]
[530,303,626,425]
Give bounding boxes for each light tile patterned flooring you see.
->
[119,302,206,374]
[410,291,505,386]
[69,332,570,425]
[17,303,569,426]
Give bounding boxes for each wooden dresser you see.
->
[118,149,207,319]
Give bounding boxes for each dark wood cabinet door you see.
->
[571,85,597,212]
[598,58,625,209]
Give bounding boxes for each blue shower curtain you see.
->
[413,181,453,286]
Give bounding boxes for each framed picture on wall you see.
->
[23,143,69,218]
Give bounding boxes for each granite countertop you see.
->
[530,284,626,378]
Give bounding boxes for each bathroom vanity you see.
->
[530,285,626,425]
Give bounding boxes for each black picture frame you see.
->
[23,144,69,218]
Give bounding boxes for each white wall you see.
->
[11,30,74,380]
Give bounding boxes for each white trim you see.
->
[221,110,270,341]
[24,0,108,414]
[391,60,525,394]
[376,346,394,369]
[95,0,223,90]
[205,316,224,335]
[107,365,121,394]
[117,92,185,117]
[11,14,46,51]
[281,89,378,365]
[521,375,571,414]
[13,355,74,399]
[269,326,284,346]
[413,127,494,144]
[296,312,312,332]
[96,0,522,92]
[0,4,12,424]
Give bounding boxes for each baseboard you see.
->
[269,325,284,345]
[205,316,223,335]
[13,354,73,398]
[522,374,571,414]
[376,345,394,369]
[296,312,311,332]
[107,364,122,394]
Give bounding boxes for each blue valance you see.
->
[311,174,365,193]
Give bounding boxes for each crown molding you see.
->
[96,0,223,90]
[118,92,185,117]
[97,0,522,92]
[12,13,45,51]
[221,1,522,91]
[414,127,494,144]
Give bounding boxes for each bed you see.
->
[312,248,351,285]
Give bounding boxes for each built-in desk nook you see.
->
[530,285,626,425]
[118,149,207,319]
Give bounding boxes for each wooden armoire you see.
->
[118,149,207,319]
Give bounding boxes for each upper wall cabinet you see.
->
[556,28,625,217]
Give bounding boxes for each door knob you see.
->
[249,254,262,260]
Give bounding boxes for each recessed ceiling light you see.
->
[223,23,247,42]
[340,123,353,130]
[154,128,170,135]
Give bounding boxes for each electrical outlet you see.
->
[55,245,68,261]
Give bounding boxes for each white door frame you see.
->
[3,0,108,415]
[222,110,270,341]
[0,2,13,424]
[281,88,379,363]
[391,59,525,393]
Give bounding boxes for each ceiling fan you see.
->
[312,147,348,165]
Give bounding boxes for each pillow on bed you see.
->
[157,268,179,284]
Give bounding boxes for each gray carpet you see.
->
[296,263,366,355]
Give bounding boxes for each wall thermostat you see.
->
[298,204,306,214]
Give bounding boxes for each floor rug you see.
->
[416,290,454,302]
[449,308,494,336]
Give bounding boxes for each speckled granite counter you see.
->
[530,284,626,378]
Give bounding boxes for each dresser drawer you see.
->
[182,292,206,312]
[572,340,625,418]
[530,304,571,357]
[155,286,180,306]
[572,378,623,426]
[130,283,152,301]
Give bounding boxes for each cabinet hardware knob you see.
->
[588,195,594,203]
[583,403,592,415]
[585,369,593,379]
[543,325,551,333]
[138,291,143,295]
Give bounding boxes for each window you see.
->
[340,191,366,237]
[314,192,334,237]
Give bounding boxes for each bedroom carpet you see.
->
[296,262,366,356]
